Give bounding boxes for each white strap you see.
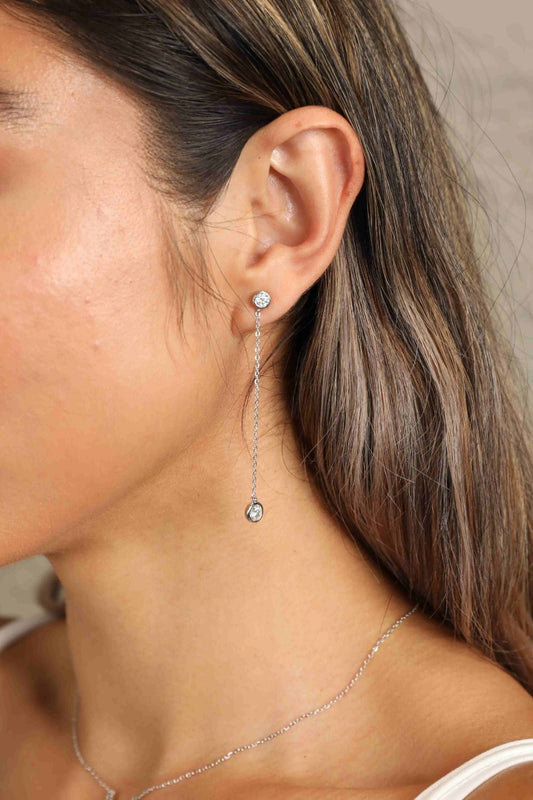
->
[415,738,533,798]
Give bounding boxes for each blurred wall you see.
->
[1,0,532,618]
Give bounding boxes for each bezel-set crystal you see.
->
[253,291,271,309]
[245,501,264,522]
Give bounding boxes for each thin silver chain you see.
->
[245,291,270,521]
[71,602,419,799]
[251,307,261,504]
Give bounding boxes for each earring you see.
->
[245,290,271,522]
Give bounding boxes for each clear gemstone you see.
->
[245,501,263,522]
[253,291,271,309]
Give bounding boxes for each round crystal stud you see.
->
[253,291,271,309]
[245,501,264,522]
[106,792,116,800]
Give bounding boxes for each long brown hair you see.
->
[6,0,533,693]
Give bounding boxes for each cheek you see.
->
[0,160,208,562]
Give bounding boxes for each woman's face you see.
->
[0,8,229,564]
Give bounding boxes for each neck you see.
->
[48,410,413,797]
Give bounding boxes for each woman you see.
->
[0,0,532,797]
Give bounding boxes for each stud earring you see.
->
[245,290,271,522]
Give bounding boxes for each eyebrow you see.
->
[0,87,41,128]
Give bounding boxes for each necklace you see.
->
[71,603,419,799]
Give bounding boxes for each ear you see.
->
[206,105,365,335]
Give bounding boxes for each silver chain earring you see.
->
[245,290,271,523]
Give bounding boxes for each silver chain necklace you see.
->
[71,602,418,799]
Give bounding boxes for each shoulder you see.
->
[0,613,69,707]
[465,761,533,798]
[0,611,71,771]
[363,606,533,786]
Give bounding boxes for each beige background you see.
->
[1,0,532,618]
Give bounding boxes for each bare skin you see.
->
[2,610,533,799]
[0,6,532,800]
